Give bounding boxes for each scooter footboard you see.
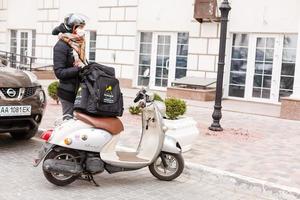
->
[162,135,182,154]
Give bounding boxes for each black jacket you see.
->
[53,40,80,103]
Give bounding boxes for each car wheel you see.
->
[10,126,38,140]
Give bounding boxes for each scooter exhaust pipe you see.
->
[43,159,83,175]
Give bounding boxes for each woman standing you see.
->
[52,13,87,120]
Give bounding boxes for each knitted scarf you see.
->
[59,33,86,67]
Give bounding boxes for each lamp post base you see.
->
[209,105,223,131]
[208,123,223,131]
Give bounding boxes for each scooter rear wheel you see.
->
[43,149,80,186]
[149,152,184,181]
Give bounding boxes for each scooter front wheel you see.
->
[43,149,80,186]
[149,152,184,181]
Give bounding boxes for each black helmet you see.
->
[64,13,87,31]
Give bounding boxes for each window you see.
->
[228,33,298,102]
[252,37,275,99]
[20,32,29,64]
[279,34,297,99]
[138,32,152,86]
[88,31,97,62]
[32,30,36,63]
[228,34,249,98]
[10,30,17,54]
[137,32,189,88]
[155,35,171,87]
[175,32,189,79]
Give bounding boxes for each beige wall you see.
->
[0,0,299,89]
[96,0,138,79]
[229,0,299,33]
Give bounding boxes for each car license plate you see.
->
[0,105,31,116]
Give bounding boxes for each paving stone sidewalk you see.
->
[184,106,300,189]
[0,135,276,200]
[40,81,300,190]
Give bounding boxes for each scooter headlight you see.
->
[147,92,154,102]
[162,126,168,132]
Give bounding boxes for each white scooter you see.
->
[34,88,184,186]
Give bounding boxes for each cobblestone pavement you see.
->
[0,135,273,200]
[40,90,300,190]
[184,105,300,189]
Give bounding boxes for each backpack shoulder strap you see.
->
[84,79,98,101]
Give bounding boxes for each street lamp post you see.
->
[209,0,231,131]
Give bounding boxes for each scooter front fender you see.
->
[162,135,182,154]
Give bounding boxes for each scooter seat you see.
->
[74,112,124,135]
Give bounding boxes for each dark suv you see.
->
[0,61,46,140]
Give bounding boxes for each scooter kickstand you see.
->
[80,174,100,187]
[88,174,100,187]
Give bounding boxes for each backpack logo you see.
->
[106,85,112,91]
[104,85,114,104]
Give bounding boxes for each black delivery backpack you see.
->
[74,62,124,117]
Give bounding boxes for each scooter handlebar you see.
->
[134,94,142,103]
[134,89,147,103]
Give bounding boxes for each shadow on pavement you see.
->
[0,133,38,149]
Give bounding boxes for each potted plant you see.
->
[153,93,164,102]
[129,106,142,115]
[129,93,163,115]
[164,97,199,152]
[47,81,59,104]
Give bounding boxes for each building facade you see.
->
[0,0,299,104]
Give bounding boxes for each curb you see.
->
[186,162,300,200]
